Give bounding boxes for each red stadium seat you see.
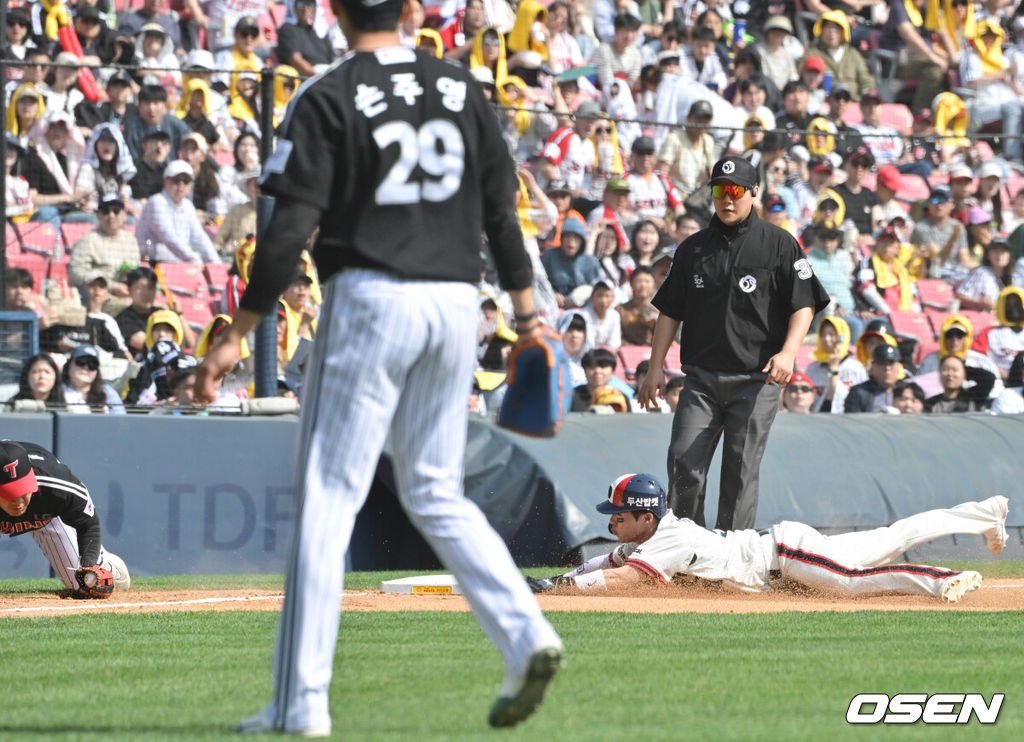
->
[1007,174,1024,199]
[795,344,816,372]
[48,257,69,283]
[664,343,682,374]
[959,309,996,337]
[4,251,49,289]
[841,102,863,126]
[926,172,950,187]
[889,310,934,343]
[916,279,954,311]
[212,150,234,168]
[178,297,215,329]
[156,262,207,299]
[617,345,652,381]
[15,222,59,256]
[60,223,94,253]
[896,173,930,203]
[878,103,913,133]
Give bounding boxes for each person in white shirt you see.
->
[680,26,728,93]
[581,280,621,349]
[135,160,222,264]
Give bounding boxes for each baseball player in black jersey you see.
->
[195,0,562,735]
[0,441,129,597]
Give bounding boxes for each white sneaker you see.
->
[488,644,564,728]
[941,571,983,603]
[236,707,330,738]
[985,496,1009,555]
[102,552,131,591]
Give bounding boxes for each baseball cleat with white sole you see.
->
[236,707,330,738]
[488,645,564,728]
[941,570,983,603]
[985,496,1009,555]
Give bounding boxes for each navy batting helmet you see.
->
[597,473,667,518]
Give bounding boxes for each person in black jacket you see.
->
[844,342,903,413]
[0,440,129,596]
[639,155,830,530]
[925,355,996,413]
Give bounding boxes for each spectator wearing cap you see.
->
[781,371,815,414]
[873,165,911,228]
[73,6,117,66]
[128,127,173,201]
[590,13,643,87]
[581,115,625,203]
[624,136,684,230]
[833,147,882,236]
[974,161,1006,233]
[205,1,269,55]
[178,131,223,222]
[539,179,585,251]
[135,160,222,264]
[117,0,182,50]
[214,15,267,101]
[541,217,601,307]
[7,82,44,147]
[40,271,130,359]
[856,226,920,315]
[135,22,182,89]
[123,85,189,164]
[879,0,954,113]
[805,315,868,413]
[2,8,35,69]
[844,342,903,412]
[964,204,996,269]
[800,56,829,114]
[67,193,141,297]
[74,72,138,134]
[62,344,126,414]
[821,86,867,159]
[176,76,225,153]
[948,163,977,226]
[800,11,873,100]
[680,25,728,93]
[280,269,318,359]
[586,176,636,246]
[639,154,830,530]
[755,16,798,93]
[540,99,602,196]
[761,193,799,238]
[75,124,137,219]
[956,238,1014,312]
[806,223,858,327]
[855,91,906,168]
[960,18,1024,164]
[657,99,715,201]
[917,313,1004,397]
[276,0,337,77]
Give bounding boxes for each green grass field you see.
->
[1,567,1021,741]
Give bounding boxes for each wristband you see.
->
[830,371,839,376]
[574,571,607,591]
[514,311,537,323]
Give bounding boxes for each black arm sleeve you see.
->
[237,198,324,316]
[965,366,996,406]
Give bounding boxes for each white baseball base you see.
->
[379,574,463,595]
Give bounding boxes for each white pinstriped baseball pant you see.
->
[30,518,111,590]
[267,270,560,733]
[771,498,1006,597]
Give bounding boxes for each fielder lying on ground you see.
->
[0,440,130,598]
[529,473,1010,603]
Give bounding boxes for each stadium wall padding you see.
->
[1,411,1020,577]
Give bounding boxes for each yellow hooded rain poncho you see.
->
[6,83,46,137]
[813,315,853,364]
[470,27,509,85]
[806,117,837,157]
[507,0,549,60]
[937,314,974,358]
[416,28,444,58]
[995,286,1024,329]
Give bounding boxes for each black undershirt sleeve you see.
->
[238,198,324,316]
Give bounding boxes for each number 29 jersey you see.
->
[261,46,530,289]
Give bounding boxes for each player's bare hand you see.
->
[195,335,242,404]
[637,367,665,410]
[762,350,795,385]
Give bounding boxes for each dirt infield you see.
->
[2,579,1022,617]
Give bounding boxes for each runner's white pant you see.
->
[30,517,110,590]
[772,498,1005,598]
[269,270,560,733]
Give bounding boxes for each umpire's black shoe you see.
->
[488,646,563,728]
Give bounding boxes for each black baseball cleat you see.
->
[488,646,563,728]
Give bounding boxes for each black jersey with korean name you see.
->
[259,46,533,290]
[0,441,102,566]
[653,210,830,373]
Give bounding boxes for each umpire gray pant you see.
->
[666,365,781,531]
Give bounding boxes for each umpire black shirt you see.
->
[653,209,830,372]
[0,441,102,566]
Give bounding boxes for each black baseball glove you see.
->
[74,565,115,599]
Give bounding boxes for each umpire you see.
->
[638,156,829,530]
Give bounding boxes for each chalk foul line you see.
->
[0,594,286,614]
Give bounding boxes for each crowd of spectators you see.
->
[5,0,1024,416]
